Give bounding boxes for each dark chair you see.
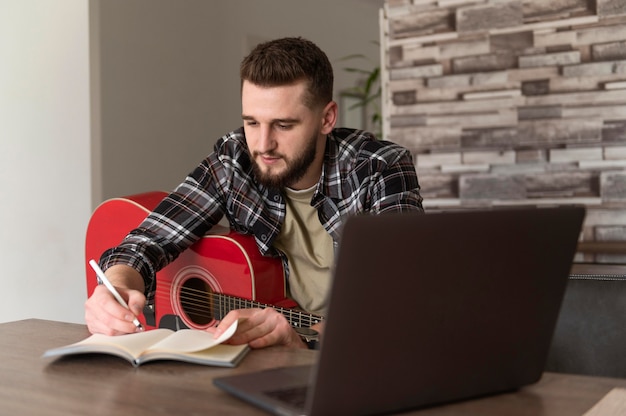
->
[545,265,626,378]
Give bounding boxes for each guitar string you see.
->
[159,283,322,318]
[151,291,323,326]
[151,286,324,327]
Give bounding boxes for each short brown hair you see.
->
[240,37,334,109]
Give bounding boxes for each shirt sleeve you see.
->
[99,149,231,299]
[359,140,424,215]
[374,147,424,214]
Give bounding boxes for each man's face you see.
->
[242,80,334,190]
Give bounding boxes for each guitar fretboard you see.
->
[211,293,324,328]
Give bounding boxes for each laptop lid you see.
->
[215,206,585,415]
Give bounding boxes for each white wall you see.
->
[0,0,91,323]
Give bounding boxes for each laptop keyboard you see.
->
[264,386,309,409]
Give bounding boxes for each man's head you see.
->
[240,37,334,111]
[240,38,337,190]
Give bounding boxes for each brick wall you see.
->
[381,0,626,263]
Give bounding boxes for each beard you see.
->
[251,131,319,189]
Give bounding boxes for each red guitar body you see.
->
[85,191,293,331]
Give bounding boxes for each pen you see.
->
[88,259,144,331]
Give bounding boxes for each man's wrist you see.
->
[101,264,145,293]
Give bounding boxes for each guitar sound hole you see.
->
[180,277,214,325]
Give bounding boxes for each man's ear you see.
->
[320,101,338,135]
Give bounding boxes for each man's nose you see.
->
[257,125,276,153]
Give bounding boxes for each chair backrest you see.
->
[545,272,626,378]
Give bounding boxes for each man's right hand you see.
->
[84,264,146,335]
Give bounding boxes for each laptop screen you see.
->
[215,206,585,416]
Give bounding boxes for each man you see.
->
[85,37,423,349]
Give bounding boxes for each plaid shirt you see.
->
[101,127,423,300]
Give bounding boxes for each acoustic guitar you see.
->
[85,191,323,331]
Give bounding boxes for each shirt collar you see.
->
[313,131,344,204]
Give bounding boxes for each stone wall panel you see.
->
[456,1,524,33]
[382,0,626,262]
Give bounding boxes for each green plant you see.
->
[339,50,382,138]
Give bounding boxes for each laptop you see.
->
[214,206,585,415]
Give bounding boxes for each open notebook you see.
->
[214,206,585,415]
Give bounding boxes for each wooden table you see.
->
[2,319,625,415]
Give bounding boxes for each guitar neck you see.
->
[213,293,324,328]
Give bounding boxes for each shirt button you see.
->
[261,234,268,241]
[273,195,280,202]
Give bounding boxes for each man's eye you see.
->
[277,124,292,130]
[245,121,258,127]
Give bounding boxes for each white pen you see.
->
[88,259,144,331]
